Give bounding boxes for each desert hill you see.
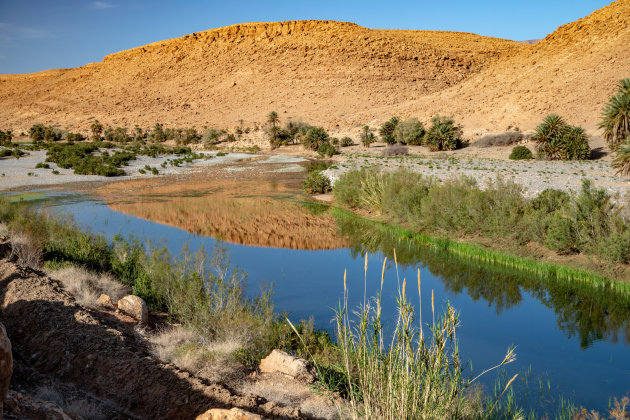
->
[381,0,630,135]
[0,0,628,136]
[0,21,522,132]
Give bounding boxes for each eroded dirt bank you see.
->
[0,239,317,419]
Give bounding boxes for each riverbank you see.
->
[329,167,630,284]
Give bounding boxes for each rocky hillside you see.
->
[0,21,521,132]
[0,1,628,136]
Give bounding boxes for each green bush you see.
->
[379,116,399,145]
[90,120,103,141]
[424,115,463,151]
[509,146,533,160]
[65,132,85,142]
[0,130,13,146]
[302,171,332,194]
[35,162,50,169]
[334,169,630,270]
[29,124,63,142]
[340,137,353,147]
[532,114,591,160]
[394,118,425,145]
[317,142,338,157]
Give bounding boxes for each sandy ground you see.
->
[0,149,307,191]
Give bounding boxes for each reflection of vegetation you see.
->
[334,210,630,348]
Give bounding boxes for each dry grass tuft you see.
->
[149,326,243,382]
[48,265,130,308]
[9,232,43,269]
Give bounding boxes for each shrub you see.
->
[532,114,590,160]
[340,136,353,147]
[509,146,533,160]
[302,127,330,151]
[0,130,13,146]
[394,118,425,145]
[599,78,630,149]
[302,171,332,194]
[360,125,376,148]
[382,143,409,156]
[317,142,338,157]
[379,116,399,145]
[30,124,62,142]
[148,123,168,143]
[35,162,50,169]
[65,132,85,142]
[202,128,224,145]
[424,115,463,151]
[475,132,524,148]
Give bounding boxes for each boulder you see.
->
[96,293,114,307]
[117,295,148,324]
[4,390,72,420]
[259,349,314,383]
[195,407,262,420]
[0,322,12,409]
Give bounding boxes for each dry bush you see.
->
[9,232,44,269]
[48,265,130,308]
[381,143,409,156]
[0,222,8,237]
[474,132,524,148]
[150,326,242,381]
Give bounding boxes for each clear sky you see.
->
[0,0,612,75]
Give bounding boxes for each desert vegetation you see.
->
[603,78,630,176]
[474,131,524,148]
[531,114,591,160]
[509,146,533,160]
[333,168,630,282]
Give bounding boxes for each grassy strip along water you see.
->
[331,206,628,295]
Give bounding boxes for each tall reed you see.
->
[334,254,516,419]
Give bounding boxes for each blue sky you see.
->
[0,0,612,74]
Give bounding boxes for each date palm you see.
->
[599,78,630,149]
[612,137,630,176]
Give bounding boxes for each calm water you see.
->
[28,189,630,413]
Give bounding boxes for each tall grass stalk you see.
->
[334,256,516,419]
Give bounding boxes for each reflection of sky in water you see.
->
[37,191,630,413]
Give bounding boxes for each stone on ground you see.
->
[259,349,314,383]
[117,295,148,324]
[195,407,262,420]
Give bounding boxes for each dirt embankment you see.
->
[0,239,316,419]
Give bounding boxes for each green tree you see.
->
[379,116,399,145]
[90,120,104,141]
[612,137,630,176]
[360,125,376,148]
[599,78,630,149]
[302,126,330,151]
[424,115,463,151]
[394,118,425,145]
[532,114,590,160]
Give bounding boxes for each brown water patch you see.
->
[97,170,348,250]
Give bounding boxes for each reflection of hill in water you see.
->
[98,173,348,250]
[335,211,630,349]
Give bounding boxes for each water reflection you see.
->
[97,171,348,250]
[334,210,630,349]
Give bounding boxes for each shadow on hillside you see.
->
[0,272,307,419]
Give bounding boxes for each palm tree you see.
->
[360,125,376,148]
[425,115,462,151]
[612,137,630,176]
[599,78,630,149]
[531,114,566,159]
[267,111,279,128]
